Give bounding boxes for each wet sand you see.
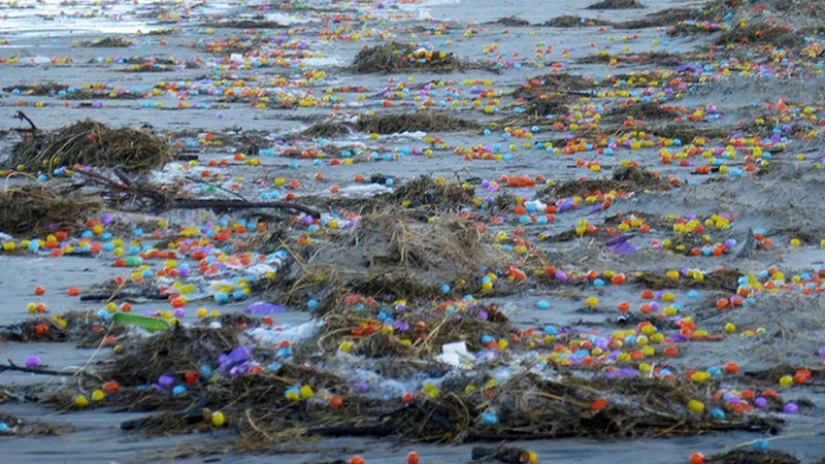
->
[2,0,825,462]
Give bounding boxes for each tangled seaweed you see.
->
[587,0,644,9]
[542,15,611,27]
[353,42,465,74]
[263,209,503,308]
[706,449,801,464]
[357,112,480,135]
[7,119,174,173]
[715,25,802,50]
[92,358,780,445]
[79,36,132,47]
[0,183,102,235]
[103,325,238,387]
[540,166,671,200]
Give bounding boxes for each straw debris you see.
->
[0,183,102,235]
[268,210,500,306]
[8,119,174,173]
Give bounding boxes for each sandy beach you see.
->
[1,0,825,462]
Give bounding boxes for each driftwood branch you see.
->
[0,359,78,377]
[75,168,169,206]
[75,169,321,218]
[14,111,38,133]
[79,292,170,302]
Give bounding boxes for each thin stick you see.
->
[0,359,79,377]
[731,432,820,450]
[245,408,274,441]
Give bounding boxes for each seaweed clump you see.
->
[540,166,671,200]
[615,7,709,29]
[714,25,802,49]
[356,112,480,134]
[542,15,610,27]
[0,183,102,235]
[388,175,475,212]
[80,36,132,47]
[587,0,644,9]
[104,325,238,387]
[607,101,681,122]
[353,42,464,73]
[8,119,174,173]
[264,210,501,307]
[706,449,801,464]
